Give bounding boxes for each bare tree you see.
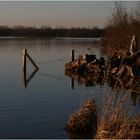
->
[102,1,136,55]
[110,2,129,49]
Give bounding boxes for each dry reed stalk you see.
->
[95,83,140,139]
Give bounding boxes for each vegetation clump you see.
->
[65,99,97,133]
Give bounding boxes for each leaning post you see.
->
[26,52,39,70]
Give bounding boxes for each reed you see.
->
[95,82,140,139]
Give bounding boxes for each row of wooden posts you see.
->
[22,48,75,89]
[21,35,138,89]
[22,48,75,72]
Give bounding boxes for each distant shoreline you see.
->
[0,26,105,38]
[0,36,101,40]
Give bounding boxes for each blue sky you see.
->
[0,1,138,28]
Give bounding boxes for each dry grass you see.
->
[65,99,97,133]
[94,65,140,139]
[96,110,140,139]
[95,85,140,139]
[99,4,140,138]
[65,72,140,139]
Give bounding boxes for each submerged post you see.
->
[71,50,75,62]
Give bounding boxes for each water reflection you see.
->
[22,68,39,89]
[65,70,104,88]
[67,131,93,139]
[65,69,140,107]
[0,38,104,138]
[1,38,140,138]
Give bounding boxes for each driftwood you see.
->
[117,65,134,78]
[116,50,140,78]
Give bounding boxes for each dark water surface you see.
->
[0,38,139,138]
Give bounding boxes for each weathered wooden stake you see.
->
[22,49,27,88]
[22,49,27,72]
[71,50,75,61]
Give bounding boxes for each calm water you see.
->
[0,38,140,138]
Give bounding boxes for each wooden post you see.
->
[22,49,27,72]
[71,50,75,62]
[22,49,27,88]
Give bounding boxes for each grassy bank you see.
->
[66,86,140,139]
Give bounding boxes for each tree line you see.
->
[102,2,140,53]
[0,26,105,38]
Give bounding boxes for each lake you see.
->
[0,38,140,138]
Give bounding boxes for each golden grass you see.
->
[96,111,140,139]
[95,87,140,139]
[65,99,97,133]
